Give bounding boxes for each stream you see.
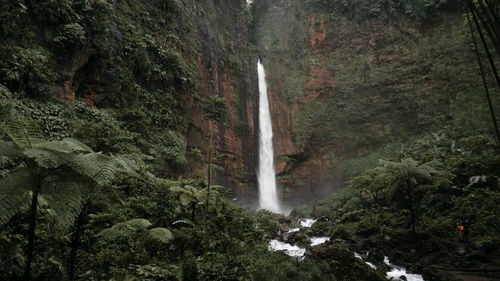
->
[268,218,425,281]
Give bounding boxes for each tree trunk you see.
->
[24,189,39,281]
[206,125,213,210]
[406,180,416,234]
[68,204,88,280]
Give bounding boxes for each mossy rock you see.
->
[309,245,386,281]
[290,205,312,218]
[331,224,352,240]
[310,220,331,236]
[288,230,311,247]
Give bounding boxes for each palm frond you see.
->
[0,167,34,225]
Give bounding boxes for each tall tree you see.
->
[382,158,448,233]
[201,95,226,210]
[0,105,135,281]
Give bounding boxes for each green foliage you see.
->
[52,23,86,46]
[202,96,227,123]
[0,46,56,97]
[311,0,455,20]
[149,227,174,243]
[0,108,136,227]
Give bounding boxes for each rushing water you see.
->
[384,257,425,281]
[257,59,280,213]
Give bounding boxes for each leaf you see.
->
[24,148,66,169]
[172,219,194,227]
[0,112,44,149]
[179,193,194,207]
[0,140,23,159]
[42,178,84,229]
[33,138,93,153]
[126,218,152,229]
[149,227,173,243]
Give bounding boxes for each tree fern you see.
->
[149,227,173,243]
[71,153,136,185]
[0,117,44,149]
[0,107,138,280]
[33,138,93,154]
[42,177,85,229]
[24,148,67,169]
[126,218,152,229]
[0,140,23,159]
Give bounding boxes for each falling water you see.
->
[257,59,280,213]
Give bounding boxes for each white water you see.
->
[269,240,306,257]
[354,252,377,269]
[310,237,330,246]
[384,256,425,281]
[257,59,280,213]
[299,218,316,228]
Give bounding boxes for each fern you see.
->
[0,167,34,225]
[126,218,152,229]
[149,227,173,243]
[97,224,130,241]
[0,117,44,149]
[0,140,23,159]
[71,153,137,185]
[42,177,85,229]
[172,219,194,227]
[71,153,119,185]
[24,148,67,169]
[33,138,93,154]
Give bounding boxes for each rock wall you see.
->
[25,0,261,204]
[182,1,260,204]
[252,0,478,206]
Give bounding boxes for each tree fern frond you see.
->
[0,140,23,159]
[24,149,68,169]
[172,219,194,227]
[0,167,34,225]
[97,226,129,241]
[149,227,173,243]
[0,117,44,149]
[70,153,137,185]
[33,138,94,154]
[126,218,152,229]
[71,153,118,185]
[42,178,85,229]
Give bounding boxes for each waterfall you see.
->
[257,59,281,213]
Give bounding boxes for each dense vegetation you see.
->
[1,0,500,280]
[311,131,500,278]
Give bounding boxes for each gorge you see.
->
[0,0,499,280]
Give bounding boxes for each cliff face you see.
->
[0,0,259,202]
[252,0,478,205]
[181,1,259,202]
[1,0,483,208]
